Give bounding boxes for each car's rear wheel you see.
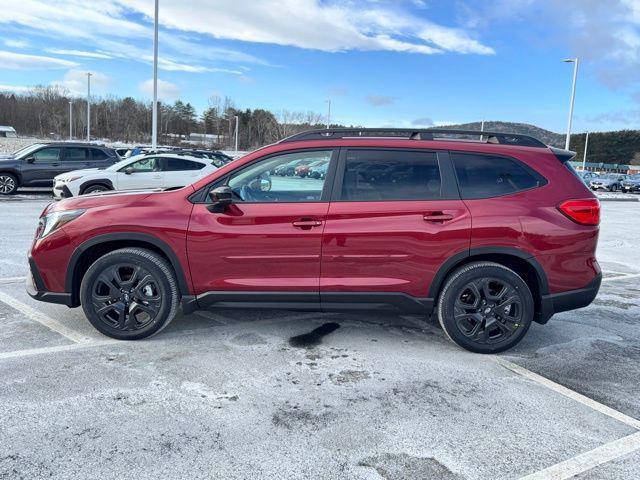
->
[0,173,18,195]
[80,248,179,340]
[437,262,533,353]
[610,185,618,192]
[82,184,111,195]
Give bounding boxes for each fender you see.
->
[428,246,549,298]
[65,232,191,302]
[79,178,114,193]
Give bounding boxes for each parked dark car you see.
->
[0,143,119,195]
[589,173,626,192]
[621,174,640,193]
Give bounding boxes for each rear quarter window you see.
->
[452,153,546,199]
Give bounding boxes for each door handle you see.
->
[292,218,323,229]
[423,212,454,223]
[51,163,61,167]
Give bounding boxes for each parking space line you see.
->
[519,431,640,480]
[0,276,26,285]
[0,341,117,361]
[602,273,640,282]
[495,357,640,430]
[0,290,92,344]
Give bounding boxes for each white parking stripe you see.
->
[519,431,640,480]
[602,273,640,282]
[0,276,27,285]
[0,290,92,344]
[495,357,640,430]
[0,341,116,361]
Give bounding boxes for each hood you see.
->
[0,154,16,162]
[55,168,102,179]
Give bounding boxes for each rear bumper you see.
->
[536,273,602,324]
[26,256,74,307]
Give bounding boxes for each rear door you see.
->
[163,157,206,188]
[62,147,92,172]
[89,147,116,168]
[320,148,471,310]
[115,156,165,190]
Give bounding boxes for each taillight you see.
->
[557,198,600,226]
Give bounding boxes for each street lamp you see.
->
[151,0,159,148]
[326,99,331,129]
[582,131,590,171]
[69,101,73,140]
[234,115,239,152]
[86,72,92,141]
[563,57,579,150]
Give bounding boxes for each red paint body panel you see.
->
[187,202,329,293]
[320,200,471,297]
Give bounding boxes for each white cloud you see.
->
[4,39,29,48]
[51,69,112,95]
[0,84,31,93]
[45,48,113,59]
[0,50,78,69]
[138,78,180,100]
[365,94,395,106]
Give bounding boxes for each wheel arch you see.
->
[429,247,549,323]
[65,233,191,307]
[79,178,114,195]
[0,169,21,184]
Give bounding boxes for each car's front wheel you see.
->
[80,248,179,340]
[82,184,111,195]
[610,185,618,192]
[0,173,18,195]
[437,262,534,353]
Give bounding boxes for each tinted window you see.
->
[225,150,332,203]
[65,148,90,161]
[341,149,441,201]
[91,148,110,160]
[165,158,204,171]
[452,153,543,199]
[32,148,60,162]
[121,157,160,173]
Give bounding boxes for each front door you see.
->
[320,148,471,310]
[22,147,63,186]
[186,149,336,305]
[115,156,165,190]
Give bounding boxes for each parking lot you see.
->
[0,194,639,479]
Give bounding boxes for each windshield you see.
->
[106,154,146,171]
[602,174,621,179]
[627,174,640,180]
[12,143,45,157]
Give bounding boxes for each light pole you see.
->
[151,0,159,148]
[326,99,331,129]
[563,57,579,150]
[86,72,92,141]
[582,131,589,171]
[69,101,73,140]
[234,115,239,152]
[479,118,484,141]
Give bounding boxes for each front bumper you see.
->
[26,256,74,306]
[621,184,640,192]
[52,182,73,200]
[536,273,602,324]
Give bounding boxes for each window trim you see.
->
[330,147,459,202]
[189,147,340,204]
[449,150,548,200]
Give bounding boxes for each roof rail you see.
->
[279,128,547,148]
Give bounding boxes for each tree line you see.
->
[0,86,338,150]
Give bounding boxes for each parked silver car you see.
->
[590,173,626,192]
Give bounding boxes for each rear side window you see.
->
[341,149,441,201]
[90,148,110,160]
[64,148,90,161]
[165,158,204,171]
[452,153,544,199]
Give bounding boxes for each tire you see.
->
[610,185,617,192]
[82,184,111,195]
[0,173,18,195]
[80,248,179,340]
[437,261,534,354]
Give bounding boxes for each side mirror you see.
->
[207,186,233,212]
[124,167,134,175]
[25,156,35,163]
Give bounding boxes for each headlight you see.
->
[58,176,82,183]
[37,209,85,238]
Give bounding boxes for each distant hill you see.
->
[436,121,640,165]
[437,121,564,147]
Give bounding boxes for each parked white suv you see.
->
[53,153,219,199]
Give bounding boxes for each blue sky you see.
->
[0,0,639,133]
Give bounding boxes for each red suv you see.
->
[27,129,601,353]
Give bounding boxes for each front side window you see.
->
[341,149,441,201]
[121,157,160,173]
[452,153,544,199]
[65,148,90,161]
[225,150,333,203]
[32,148,61,162]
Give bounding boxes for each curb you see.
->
[598,197,639,202]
